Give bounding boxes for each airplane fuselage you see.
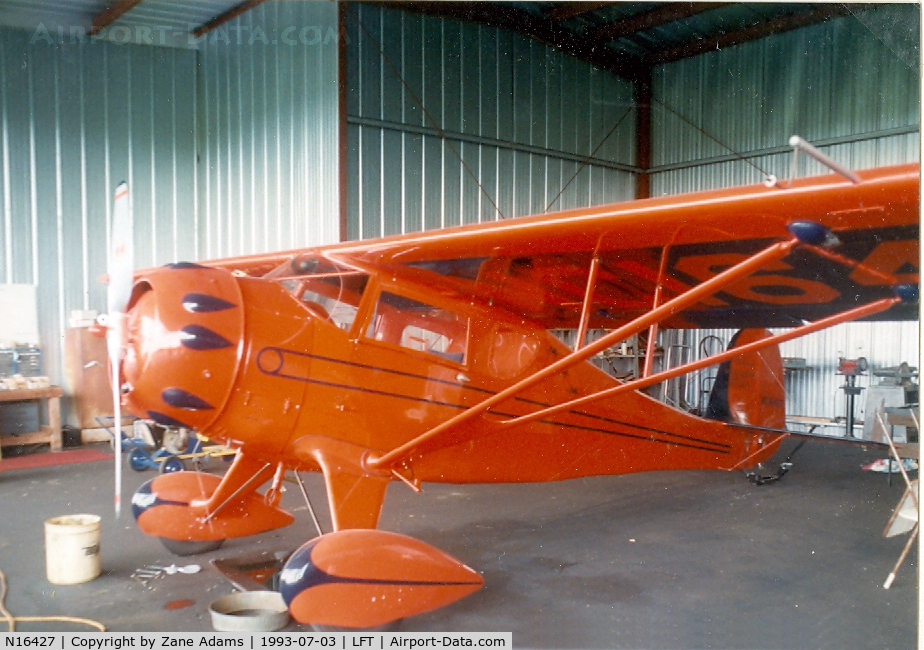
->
[122,259,779,489]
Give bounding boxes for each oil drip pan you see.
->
[208,591,290,632]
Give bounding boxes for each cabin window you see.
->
[367,291,469,363]
[299,275,367,330]
[272,255,368,331]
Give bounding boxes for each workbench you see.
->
[786,415,861,437]
[0,386,63,456]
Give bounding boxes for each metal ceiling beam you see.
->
[192,0,270,38]
[88,0,145,36]
[367,1,650,83]
[591,2,727,42]
[649,3,870,65]
[546,2,613,22]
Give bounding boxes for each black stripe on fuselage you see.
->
[514,395,733,451]
[258,347,731,455]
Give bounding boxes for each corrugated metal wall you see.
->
[198,0,339,257]
[0,27,198,386]
[0,0,339,395]
[672,320,920,429]
[651,5,920,424]
[651,4,920,194]
[0,1,916,430]
[343,3,637,239]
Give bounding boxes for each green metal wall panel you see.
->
[0,27,198,388]
[651,4,919,193]
[651,4,920,423]
[0,0,340,393]
[197,0,339,258]
[344,2,637,239]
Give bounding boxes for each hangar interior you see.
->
[0,0,918,431]
[0,0,919,644]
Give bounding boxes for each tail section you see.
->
[705,328,786,429]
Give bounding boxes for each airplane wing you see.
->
[209,163,918,329]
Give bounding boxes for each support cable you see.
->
[652,96,773,179]
[342,3,506,220]
[545,106,633,212]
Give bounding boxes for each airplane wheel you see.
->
[128,448,150,472]
[159,537,225,556]
[160,455,185,474]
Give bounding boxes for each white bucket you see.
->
[44,514,101,585]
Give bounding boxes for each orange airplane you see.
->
[103,150,918,629]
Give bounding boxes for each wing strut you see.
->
[367,223,916,471]
[368,234,801,470]
[575,256,601,349]
[494,295,899,432]
[642,237,673,377]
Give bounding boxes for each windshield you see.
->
[269,254,369,331]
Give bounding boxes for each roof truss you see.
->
[372,2,874,83]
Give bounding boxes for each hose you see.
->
[0,567,106,632]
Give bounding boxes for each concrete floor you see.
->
[0,439,917,648]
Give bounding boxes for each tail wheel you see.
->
[160,537,225,556]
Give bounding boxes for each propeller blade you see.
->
[108,182,133,313]
[108,182,133,518]
[110,318,123,518]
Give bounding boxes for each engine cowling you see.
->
[121,264,244,432]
